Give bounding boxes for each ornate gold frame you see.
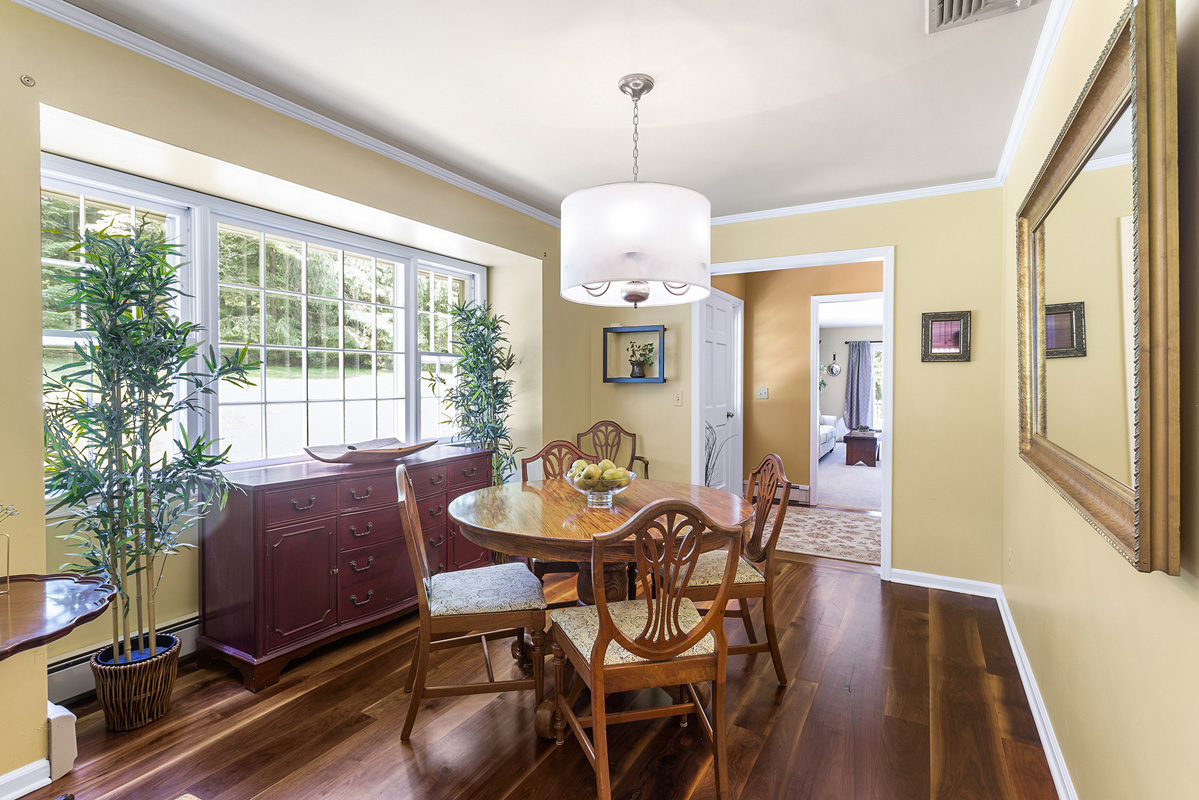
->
[1016,1,1180,574]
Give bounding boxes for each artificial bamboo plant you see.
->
[44,226,256,664]
[427,301,521,484]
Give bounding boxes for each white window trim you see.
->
[40,153,487,468]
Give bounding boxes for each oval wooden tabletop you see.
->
[449,478,754,562]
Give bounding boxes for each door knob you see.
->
[726,411,734,418]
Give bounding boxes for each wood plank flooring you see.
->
[31,557,1057,800]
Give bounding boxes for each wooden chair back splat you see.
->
[520,440,590,482]
[743,453,790,564]
[576,419,650,478]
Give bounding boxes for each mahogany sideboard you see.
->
[197,444,493,690]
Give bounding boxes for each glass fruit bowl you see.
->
[564,462,636,508]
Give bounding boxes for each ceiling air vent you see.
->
[927,0,1033,33]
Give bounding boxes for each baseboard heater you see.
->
[47,616,200,705]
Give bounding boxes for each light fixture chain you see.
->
[631,97,640,182]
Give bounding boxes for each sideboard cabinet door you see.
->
[264,520,338,652]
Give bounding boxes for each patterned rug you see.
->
[768,505,881,566]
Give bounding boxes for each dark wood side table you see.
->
[844,431,879,467]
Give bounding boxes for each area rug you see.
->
[767,505,881,566]
[816,442,882,511]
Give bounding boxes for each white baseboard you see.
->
[995,591,1078,800]
[47,620,200,704]
[889,568,1001,598]
[886,569,1077,800]
[0,760,51,800]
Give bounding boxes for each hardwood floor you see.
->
[31,559,1057,800]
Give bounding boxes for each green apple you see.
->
[598,459,617,473]
[571,459,588,473]
[582,464,602,481]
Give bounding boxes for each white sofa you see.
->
[818,414,848,458]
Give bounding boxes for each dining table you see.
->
[448,476,754,738]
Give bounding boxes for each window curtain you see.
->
[843,340,874,429]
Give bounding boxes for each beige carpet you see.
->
[768,505,881,566]
[816,442,882,511]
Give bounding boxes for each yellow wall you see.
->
[712,189,1006,583]
[741,263,883,484]
[1042,163,1134,484]
[819,325,884,420]
[1000,2,1199,799]
[711,273,746,300]
[0,0,564,775]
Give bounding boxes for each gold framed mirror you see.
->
[1016,0,1180,574]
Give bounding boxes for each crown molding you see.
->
[709,177,1002,226]
[994,0,1076,184]
[13,0,561,229]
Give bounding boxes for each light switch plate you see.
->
[673,391,683,407]
[756,387,769,400]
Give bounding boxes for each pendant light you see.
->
[560,74,712,309]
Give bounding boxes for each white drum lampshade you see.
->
[560,181,711,308]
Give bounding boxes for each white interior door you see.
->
[699,290,743,492]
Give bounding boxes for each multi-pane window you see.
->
[215,222,409,461]
[40,189,175,379]
[871,343,885,430]
[417,265,471,441]
[40,161,487,474]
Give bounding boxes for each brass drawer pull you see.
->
[428,533,444,547]
[350,522,373,538]
[350,485,373,501]
[350,590,374,607]
[462,465,478,478]
[433,563,445,575]
[429,473,445,485]
[350,556,374,573]
[428,503,444,518]
[291,495,317,511]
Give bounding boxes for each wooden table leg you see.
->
[575,562,629,604]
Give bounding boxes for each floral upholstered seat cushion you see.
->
[428,561,547,617]
[682,550,765,588]
[550,598,714,665]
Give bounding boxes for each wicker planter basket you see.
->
[90,633,180,731]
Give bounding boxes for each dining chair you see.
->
[576,419,650,478]
[682,453,791,685]
[550,499,743,800]
[396,464,548,742]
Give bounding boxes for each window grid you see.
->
[215,222,415,461]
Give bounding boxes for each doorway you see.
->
[693,246,894,580]
[811,293,885,513]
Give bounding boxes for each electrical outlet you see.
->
[756,387,769,400]
[673,390,683,407]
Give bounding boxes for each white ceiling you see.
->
[62,0,1051,219]
[819,297,884,328]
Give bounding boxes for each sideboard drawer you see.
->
[409,463,447,499]
[418,494,449,529]
[449,455,491,489]
[338,475,398,512]
[263,483,337,528]
[337,505,402,551]
[338,537,407,590]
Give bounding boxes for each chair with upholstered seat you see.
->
[682,453,791,685]
[576,419,650,478]
[550,499,743,800]
[397,464,547,741]
[518,440,594,590]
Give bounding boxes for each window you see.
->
[417,265,472,441]
[40,157,485,468]
[215,221,410,460]
[870,342,885,430]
